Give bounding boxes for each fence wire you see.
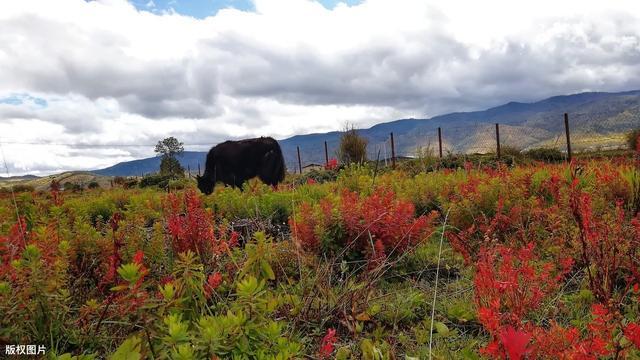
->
[288,119,633,172]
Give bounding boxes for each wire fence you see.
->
[287,114,633,173]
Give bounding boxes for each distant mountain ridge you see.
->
[92,90,640,176]
[92,151,206,177]
[0,174,39,180]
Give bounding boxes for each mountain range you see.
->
[94,90,640,176]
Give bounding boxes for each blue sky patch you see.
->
[0,93,48,109]
[129,0,362,18]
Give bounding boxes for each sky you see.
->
[1,0,640,176]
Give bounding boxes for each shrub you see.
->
[122,177,139,189]
[87,181,100,189]
[63,182,83,192]
[500,146,522,157]
[289,186,439,263]
[139,174,172,189]
[568,178,640,303]
[164,189,238,260]
[113,176,126,185]
[325,158,339,170]
[628,128,640,152]
[84,198,116,226]
[295,168,339,185]
[338,125,368,165]
[522,148,564,162]
[168,178,191,190]
[10,184,34,193]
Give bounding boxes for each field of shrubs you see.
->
[2,150,640,359]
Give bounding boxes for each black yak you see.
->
[196,137,286,194]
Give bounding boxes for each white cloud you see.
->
[0,0,639,175]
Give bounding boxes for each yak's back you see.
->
[212,137,280,161]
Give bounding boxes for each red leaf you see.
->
[625,323,640,348]
[499,326,531,360]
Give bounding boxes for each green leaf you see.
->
[159,282,177,300]
[260,259,276,280]
[360,339,383,360]
[117,263,141,284]
[460,347,480,360]
[171,344,196,360]
[163,314,191,345]
[336,347,352,360]
[434,321,450,336]
[0,281,10,295]
[108,336,142,360]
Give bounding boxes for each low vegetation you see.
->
[1,146,640,359]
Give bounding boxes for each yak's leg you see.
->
[258,150,281,186]
[225,173,244,190]
[234,176,245,190]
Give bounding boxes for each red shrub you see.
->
[339,188,438,261]
[569,178,640,304]
[289,202,323,252]
[290,187,437,263]
[165,189,238,260]
[525,310,615,360]
[475,242,571,328]
[473,242,625,358]
[325,158,338,171]
[474,242,574,357]
[0,218,27,281]
[625,323,640,348]
[100,212,124,290]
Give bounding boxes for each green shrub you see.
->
[87,181,100,189]
[63,182,83,192]
[295,168,339,185]
[83,198,116,226]
[523,147,565,162]
[139,174,172,189]
[500,145,522,157]
[122,178,138,189]
[11,184,35,193]
[168,178,192,191]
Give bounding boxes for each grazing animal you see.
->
[196,137,286,194]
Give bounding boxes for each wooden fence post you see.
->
[324,141,329,166]
[390,132,396,169]
[495,123,501,159]
[564,113,572,162]
[438,127,443,158]
[187,165,191,178]
[297,146,302,174]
